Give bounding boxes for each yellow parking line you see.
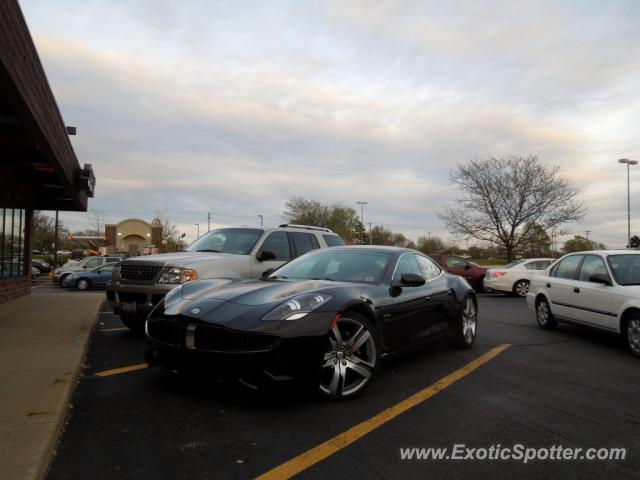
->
[256,343,512,480]
[94,363,149,377]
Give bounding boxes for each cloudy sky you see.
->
[20,0,640,246]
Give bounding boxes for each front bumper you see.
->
[107,280,186,317]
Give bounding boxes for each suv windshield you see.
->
[186,228,264,255]
[607,254,640,285]
[270,249,392,284]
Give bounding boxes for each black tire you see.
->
[120,313,145,333]
[476,277,485,293]
[59,273,70,285]
[623,316,640,358]
[318,312,380,400]
[447,295,477,349]
[76,278,91,291]
[535,297,557,329]
[512,279,530,298]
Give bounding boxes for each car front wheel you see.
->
[536,297,557,329]
[319,313,379,400]
[77,278,91,290]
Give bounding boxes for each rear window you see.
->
[323,235,344,247]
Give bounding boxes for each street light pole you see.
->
[257,214,263,227]
[195,223,200,239]
[619,159,638,248]
[356,201,368,245]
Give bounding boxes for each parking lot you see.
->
[41,289,639,480]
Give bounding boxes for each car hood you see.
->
[122,251,243,267]
[180,278,344,306]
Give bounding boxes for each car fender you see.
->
[616,300,640,334]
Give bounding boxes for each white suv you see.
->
[527,250,640,357]
[107,224,345,331]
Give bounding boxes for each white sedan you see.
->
[484,258,554,297]
[527,250,640,358]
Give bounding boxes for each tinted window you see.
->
[323,235,344,247]
[271,250,391,284]
[97,264,115,272]
[446,256,467,268]
[106,257,120,263]
[553,255,583,279]
[84,258,102,268]
[290,232,314,257]
[260,232,291,261]
[393,253,423,281]
[607,255,640,285]
[416,255,441,281]
[579,255,609,282]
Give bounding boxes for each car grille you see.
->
[147,320,184,346]
[194,324,281,353]
[120,263,161,282]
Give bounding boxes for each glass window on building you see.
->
[1,209,26,278]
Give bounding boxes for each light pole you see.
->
[356,201,368,245]
[619,158,638,248]
[257,214,263,227]
[195,223,200,239]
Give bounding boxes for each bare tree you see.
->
[439,155,586,261]
[86,210,106,236]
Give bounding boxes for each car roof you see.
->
[564,250,640,256]
[321,245,416,254]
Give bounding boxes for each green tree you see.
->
[563,235,606,253]
[517,222,552,258]
[152,216,185,252]
[283,197,362,243]
[32,211,70,253]
[439,155,586,261]
[416,235,446,254]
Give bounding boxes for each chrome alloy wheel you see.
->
[627,318,640,355]
[537,301,550,326]
[461,298,477,344]
[77,279,89,291]
[514,280,529,297]
[319,317,377,398]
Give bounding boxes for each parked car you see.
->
[52,255,122,284]
[108,225,346,331]
[485,258,554,297]
[31,267,40,280]
[31,260,51,274]
[145,246,477,399]
[527,250,640,358]
[56,250,72,256]
[62,263,118,290]
[428,254,488,291]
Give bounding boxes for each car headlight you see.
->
[158,267,197,284]
[262,293,332,321]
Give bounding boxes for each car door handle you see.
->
[573,287,580,293]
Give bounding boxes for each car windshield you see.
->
[606,254,640,285]
[186,228,264,255]
[504,260,525,268]
[269,250,392,284]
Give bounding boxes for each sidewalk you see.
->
[0,286,104,480]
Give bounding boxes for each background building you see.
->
[105,219,163,255]
[0,1,94,302]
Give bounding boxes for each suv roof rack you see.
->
[278,224,333,233]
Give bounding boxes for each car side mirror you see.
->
[261,268,275,278]
[400,272,426,287]
[589,274,612,286]
[257,250,276,262]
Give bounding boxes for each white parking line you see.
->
[99,327,129,332]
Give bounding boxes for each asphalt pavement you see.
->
[45,294,640,480]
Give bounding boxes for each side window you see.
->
[323,235,344,247]
[310,235,320,250]
[84,258,102,268]
[259,232,291,261]
[524,262,537,270]
[100,264,115,272]
[106,257,120,264]
[393,253,423,281]
[416,255,441,281]
[579,255,609,282]
[446,256,467,268]
[553,255,583,280]
[290,232,314,257]
[538,261,552,270]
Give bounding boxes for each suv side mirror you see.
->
[257,250,277,262]
[589,274,612,286]
[399,272,426,287]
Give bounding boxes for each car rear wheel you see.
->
[76,278,91,291]
[447,296,477,348]
[512,279,530,297]
[536,297,557,329]
[319,313,379,400]
[624,317,640,358]
[119,313,145,333]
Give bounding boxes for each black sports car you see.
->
[145,246,477,399]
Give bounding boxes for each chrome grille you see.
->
[120,263,161,282]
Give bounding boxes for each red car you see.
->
[428,254,488,291]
